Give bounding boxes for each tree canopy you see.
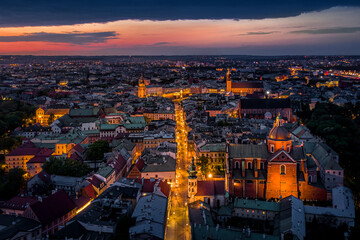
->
[0,100,36,136]
[0,168,26,200]
[197,155,209,176]
[43,157,91,177]
[86,140,111,161]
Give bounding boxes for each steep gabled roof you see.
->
[196,181,225,196]
[240,98,291,109]
[268,150,296,163]
[28,190,76,225]
[229,144,269,159]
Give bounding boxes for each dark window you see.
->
[280,165,286,175]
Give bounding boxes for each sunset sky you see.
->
[0,1,359,55]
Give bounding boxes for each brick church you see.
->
[225,116,333,201]
[226,69,263,96]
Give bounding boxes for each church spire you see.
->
[188,157,197,179]
[226,68,232,92]
[274,114,283,127]
[138,74,146,98]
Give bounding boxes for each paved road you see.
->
[165,103,191,240]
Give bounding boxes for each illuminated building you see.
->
[226,69,263,96]
[239,98,293,121]
[138,74,146,98]
[188,157,226,207]
[188,157,197,199]
[225,115,339,201]
[36,108,69,126]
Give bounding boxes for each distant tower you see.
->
[226,68,232,92]
[138,74,146,98]
[188,157,198,200]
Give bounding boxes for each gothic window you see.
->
[280,165,286,175]
[235,161,240,169]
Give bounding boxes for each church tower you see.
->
[267,115,292,153]
[138,74,146,98]
[226,68,232,92]
[188,157,198,200]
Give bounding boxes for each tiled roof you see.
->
[88,175,104,189]
[44,108,69,115]
[27,156,47,164]
[69,108,99,117]
[195,181,225,196]
[7,143,41,156]
[82,184,97,199]
[240,98,291,109]
[32,170,51,183]
[28,190,76,225]
[0,215,41,240]
[199,143,226,152]
[231,81,263,89]
[0,196,39,211]
[158,180,170,197]
[139,179,157,193]
[229,144,269,159]
[234,198,279,211]
[135,158,145,171]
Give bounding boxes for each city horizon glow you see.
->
[0,6,359,55]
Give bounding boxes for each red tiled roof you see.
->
[88,175,103,189]
[69,152,83,162]
[158,180,170,197]
[36,148,54,157]
[82,184,96,199]
[117,154,127,167]
[0,196,39,211]
[135,158,145,171]
[137,179,156,193]
[27,156,47,164]
[7,143,41,156]
[28,190,76,224]
[74,196,91,209]
[108,154,127,174]
[231,82,263,89]
[72,144,84,153]
[195,181,225,196]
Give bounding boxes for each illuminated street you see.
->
[165,101,191,240]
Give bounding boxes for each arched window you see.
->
[235,161,240,169]
[248,162,252,170]
[280,165,286,175]
[260,162,265,170]
[270,144,275,153]
[308,175,312,183]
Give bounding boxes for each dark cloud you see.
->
[0,1,359,27]
[0,32,117,44]
[235,31,279,36]
[290,27,360,34]
[151,42,172,46]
